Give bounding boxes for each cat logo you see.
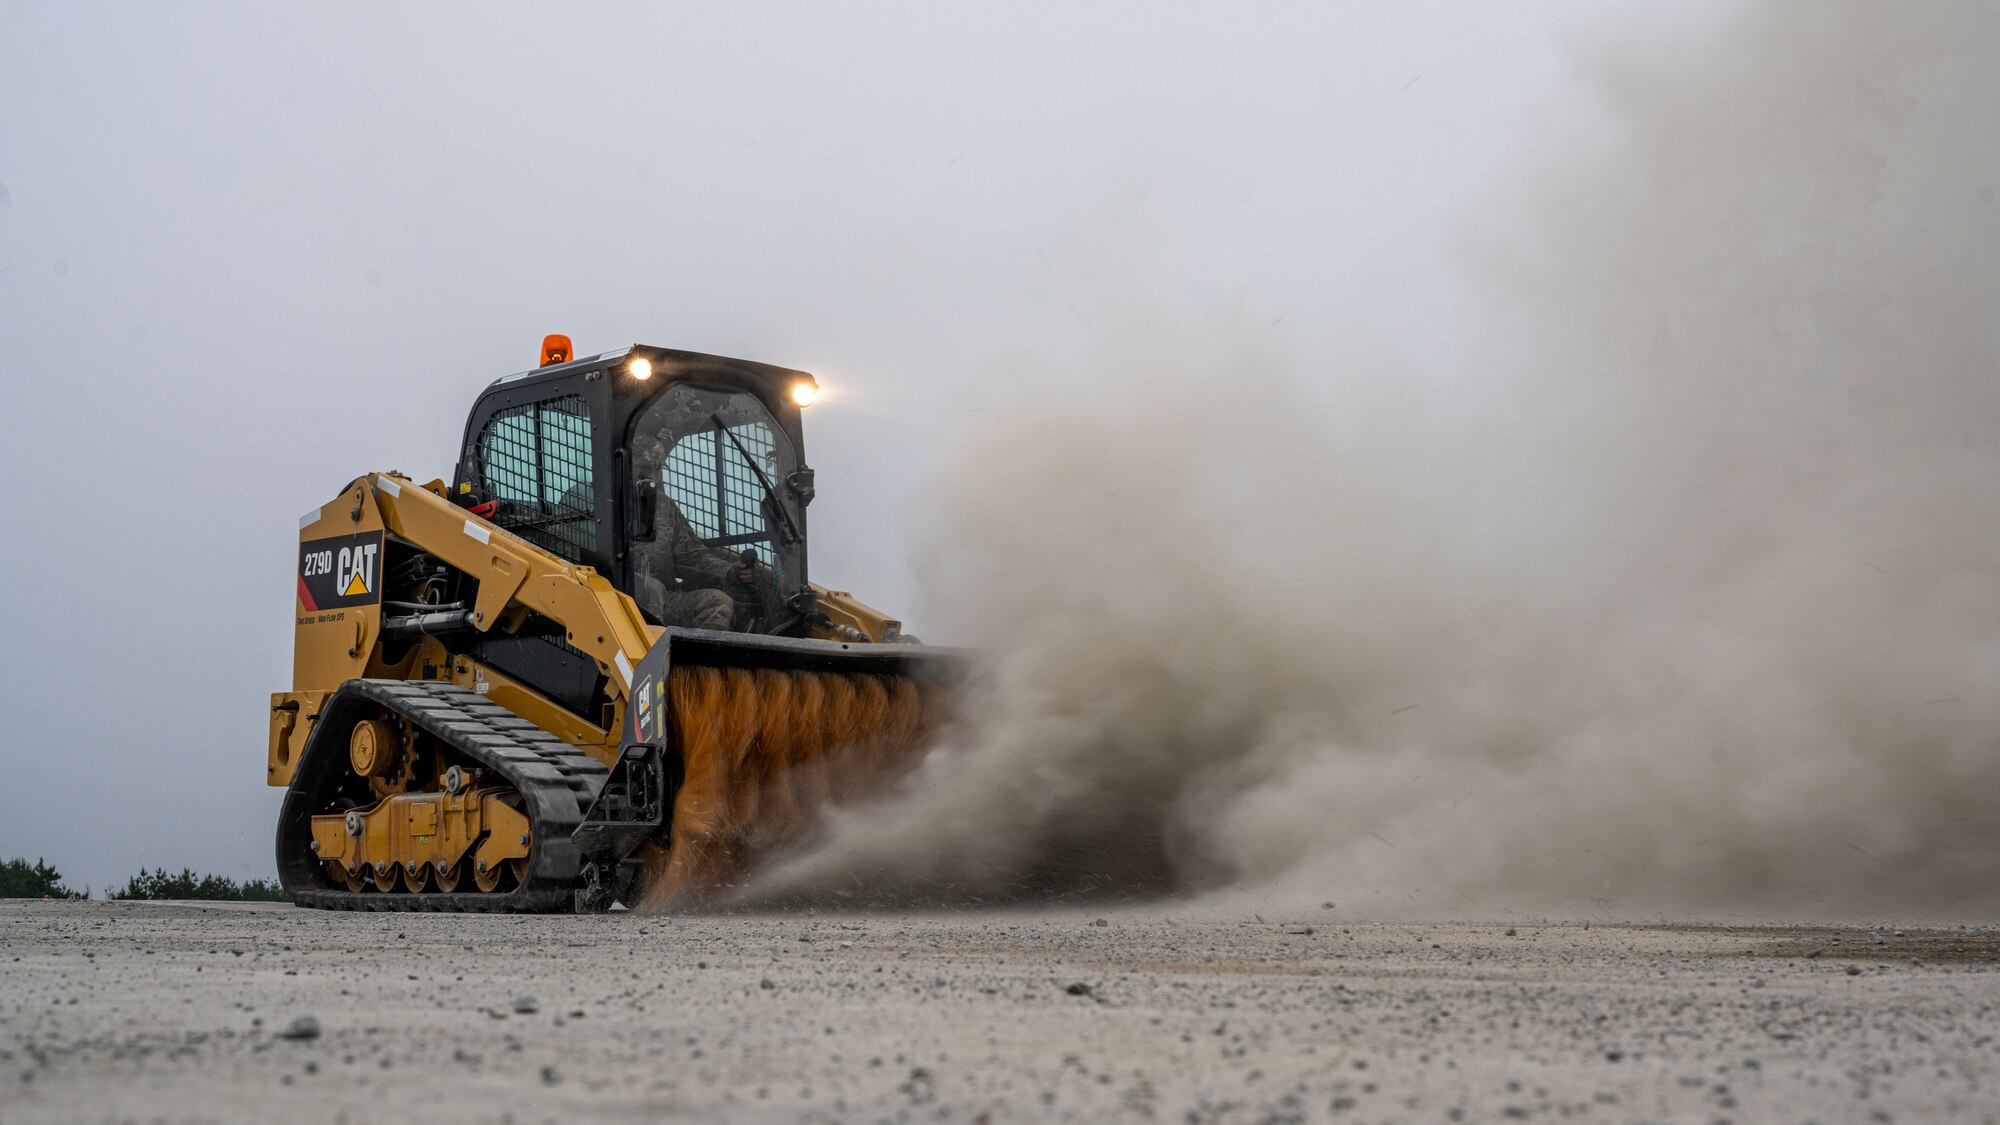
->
[634,675,656,740]
[339,545,376,597]
[299,531,384,613]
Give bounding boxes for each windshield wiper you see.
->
[711,413,803,546]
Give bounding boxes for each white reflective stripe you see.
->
[614,652,634,687]
[463,520,491,544]
[376,476,401,497]
[299,507,321,530]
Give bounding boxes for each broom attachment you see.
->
[635,663,946,908]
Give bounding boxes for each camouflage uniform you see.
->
[631,497,779,630]
[653,586,736,631]
[633,500,733,629]
[627,431,778,631]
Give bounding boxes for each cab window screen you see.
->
[630,382,801,596]
[663,422,778,548]
[475,394,595,561]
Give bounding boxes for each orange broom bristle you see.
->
[638,664,938,909]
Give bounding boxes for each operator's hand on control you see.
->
[731,559,756,585]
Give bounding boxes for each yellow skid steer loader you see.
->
[268,338,958,911]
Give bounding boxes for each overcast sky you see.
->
[0,1,1696,891]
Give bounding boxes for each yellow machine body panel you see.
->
[271,472,652,786]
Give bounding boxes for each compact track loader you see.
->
[269,338,958,911]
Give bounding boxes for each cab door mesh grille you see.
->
[474,394,595,561]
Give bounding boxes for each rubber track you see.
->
[285,681,608,913]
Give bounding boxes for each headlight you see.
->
[628,357,653,380]
[790,381,818,407]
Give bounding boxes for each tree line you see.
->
[1,857,284,901]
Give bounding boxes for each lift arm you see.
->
[364,473,658,693]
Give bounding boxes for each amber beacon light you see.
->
[539,334,573,366]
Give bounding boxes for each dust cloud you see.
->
[744,0,2000,919]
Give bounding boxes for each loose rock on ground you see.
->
[2,901,1997,1123]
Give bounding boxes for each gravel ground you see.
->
[2,901,1997,1124]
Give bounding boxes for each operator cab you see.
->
[451,342,821,639]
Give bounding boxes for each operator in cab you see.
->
[627,433,775,631]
